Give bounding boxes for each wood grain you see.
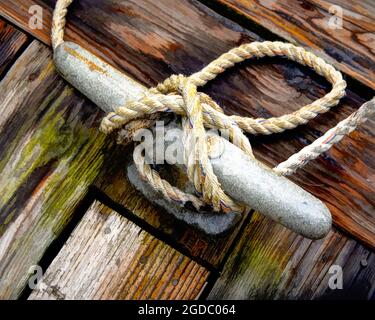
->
[1,0,373,248]
[0,0,374,300]
[0,37,239,300]
[0,39,215,299]
[0,19,29,78]
[211,0,375,90]
[0,40,118,299]
[209,212,375,299]
[29,201,209,300]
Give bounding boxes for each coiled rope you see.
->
[52,0,375,214]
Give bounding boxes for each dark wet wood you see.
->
[209,212,375,299]
[0,20,29,79]
[211,0,375,90]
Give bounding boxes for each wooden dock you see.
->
[0,0,374,299]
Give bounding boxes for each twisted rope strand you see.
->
[52,0,73,50]
[52,0,374,215]
[274,98,375,175]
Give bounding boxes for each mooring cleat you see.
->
[54,41,332,239]
[127,163,242,235]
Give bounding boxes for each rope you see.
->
[51,0,73,50]
[52,0,375,214]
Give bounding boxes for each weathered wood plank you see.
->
[208,212,375,299]
[1,0,373,248]
[0,19,29,78]
[0,0,374,300]
[211,0,375,90]
[0,40,120,299]
[29,201,209,300]
[0,38,214,299]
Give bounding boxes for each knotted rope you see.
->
[52,0,375,215]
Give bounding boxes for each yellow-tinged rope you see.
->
[51,0,73,51]
[52,0,375,214]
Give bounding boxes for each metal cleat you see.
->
[54,41,332,239]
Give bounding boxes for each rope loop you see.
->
[99,42,347,214]
[52,0,375,215]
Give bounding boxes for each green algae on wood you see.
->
[1,0,374,250]
[208,212,375,299]
[0,41,117,299]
